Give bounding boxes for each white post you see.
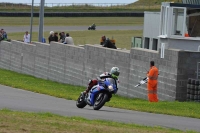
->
[198,45,200,52]
[182,8,187,37]
[161,43,165,58]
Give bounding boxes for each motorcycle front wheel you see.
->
[93,93,108,110]
[76,93,87,108]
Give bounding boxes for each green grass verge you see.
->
[8,30,143,50]
[2,17,144,50]
[0,17,144,26]
[0,4,161,13]
[0,8,160,12]
[0,68,200,119]
[0,109,197,133]
[133,0,181,5]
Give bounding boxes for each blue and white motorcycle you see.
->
[76,78,118,110]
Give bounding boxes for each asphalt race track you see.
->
[1,25,200,132]
[3,25,143,33]
[0,85,200,132]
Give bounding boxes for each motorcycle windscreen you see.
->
[105,78,117,93]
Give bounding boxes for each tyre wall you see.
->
[187,78,200,102]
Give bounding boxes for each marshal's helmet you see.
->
[110,67,120,79]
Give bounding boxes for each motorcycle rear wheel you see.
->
[93,93,108,110]
[76,93,87,108]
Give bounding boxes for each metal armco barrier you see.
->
[0,12,144,17]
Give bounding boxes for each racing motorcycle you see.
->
[88,25,96,30]
[76,78,117,110]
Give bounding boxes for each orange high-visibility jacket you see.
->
[147,66,159,102]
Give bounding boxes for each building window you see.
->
[144,37,149,49]
[171,7,187,37]
[152,39,158,50]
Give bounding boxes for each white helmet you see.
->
[50,31,54,35]
[110,67,120,79]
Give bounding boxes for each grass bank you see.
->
[133,0,180,5]
[0,109,197,133]
[1,17,144,50]
[0,4,160,13]
[8,30,143,50]
[0,17,144,26]
[0,0,182,13]
[0,68,200,119]
[0,8,159,13]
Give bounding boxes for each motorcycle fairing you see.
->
[89,85,105,105]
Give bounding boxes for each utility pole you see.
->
[30,0,34,43]
[38,0,45,42]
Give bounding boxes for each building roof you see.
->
[182,0,200,5]
[170,3,200,9]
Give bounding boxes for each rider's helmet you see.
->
[110,67,120,79]
[50,31,54,35]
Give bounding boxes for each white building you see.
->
[142,1,200,52]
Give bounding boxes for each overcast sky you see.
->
[0,0,137,4]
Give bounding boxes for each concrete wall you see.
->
[34,42,50,79]
[129,48,181,101]
[64,43,85,86]
[177,51,200,100]
[0,40,197,101]
[21,43,36,75]
[0,41,11,70]
[10,41,23,73]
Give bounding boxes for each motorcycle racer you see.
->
[83,67,120,94]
